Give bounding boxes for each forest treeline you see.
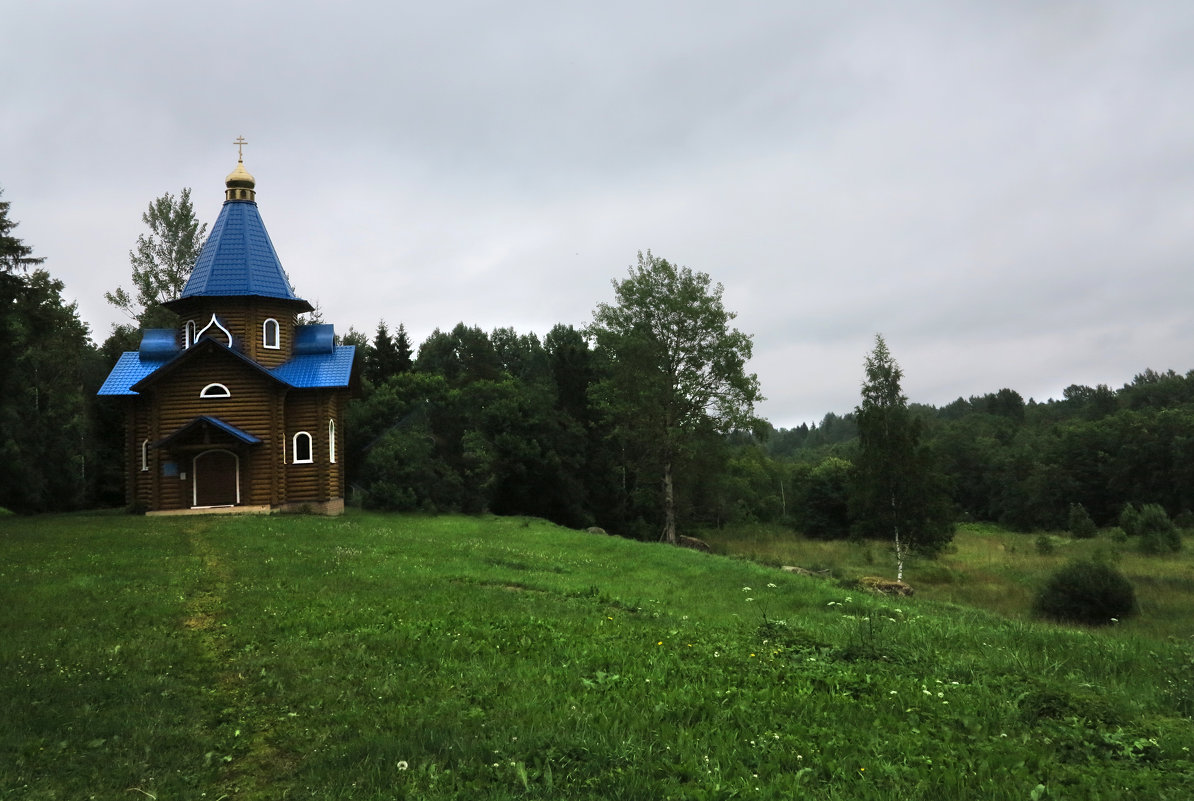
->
[4,186,1194,537]
[337,322,1194,537]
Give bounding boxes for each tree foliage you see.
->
[588,251,761,543]
[105,188,207,329]
[0,187,45,275]
[852,334,953,577]
[0,270,100,511]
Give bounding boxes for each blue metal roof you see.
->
[98,344,357,396]
[270,345,357,388]
[98,351,178,395]
[139,329,181,359]
[154,416,263,448]
[294,324,335,354]
[179,200,304,302]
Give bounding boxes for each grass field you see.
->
[699,522,1194,639]
[2,512,1192,799]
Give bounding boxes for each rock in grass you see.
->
[677,535,711,552]
[782,565,816,577]
[858,576,914,596]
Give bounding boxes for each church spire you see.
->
[225,136,256,202]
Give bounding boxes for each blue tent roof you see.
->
[177,199,304,303]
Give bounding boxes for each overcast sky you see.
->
[4,1,1193,427]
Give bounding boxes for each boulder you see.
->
[676,535,711,553]
[585,526,608,535]
[782,565,816,577]
[858,576,914,597]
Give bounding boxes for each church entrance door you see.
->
[193,449,239,507]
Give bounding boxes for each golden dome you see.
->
[224,159,256,201]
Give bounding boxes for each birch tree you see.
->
[589,250,761,543]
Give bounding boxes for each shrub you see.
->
[1035,535,1055,556]
[1068,503,1097,539]
[1119,504,1142,537]
[1137,503,1181,555]
[1033,559,1138,626]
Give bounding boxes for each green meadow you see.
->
[2,513,1192,800]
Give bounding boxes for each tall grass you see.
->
[702,522,1194,638]
[2,513,1192,799]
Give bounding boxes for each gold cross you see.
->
[233,135,248,161]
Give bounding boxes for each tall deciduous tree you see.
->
[589,250,761,543]
[105,188,207,329]
[852,334,953,579]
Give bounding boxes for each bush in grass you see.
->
[1035,535,1055,556]
[1033,559,1138,626]
[1119,504,1142,537]
[1068,503,1097,539]
[1137,503,1181,555]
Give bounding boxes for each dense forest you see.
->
[340,324,1194,539]
[4,186,1194,544]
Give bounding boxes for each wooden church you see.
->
[99,148,359,515]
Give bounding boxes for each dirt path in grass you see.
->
[181,521,298,799]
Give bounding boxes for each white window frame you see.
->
[184,320,196,349]
[200,383,231,398]
[328,418,337,463]
[263,318,280,350]
[141,439,150,472]
[293,431,313,464]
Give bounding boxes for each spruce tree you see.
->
[852,334,953,578]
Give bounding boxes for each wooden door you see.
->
[193,449,238,507]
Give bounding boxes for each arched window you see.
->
[200,383,231,398]
[184,320,196,349]
[293,431,313,464]
[263,318,280,350]
[328,418,337,463]
[141,439,150,472]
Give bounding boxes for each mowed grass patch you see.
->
[1,512,1192,800]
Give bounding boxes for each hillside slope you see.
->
[2,512,1191,800]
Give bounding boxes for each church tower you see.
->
[99,142,359,515]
